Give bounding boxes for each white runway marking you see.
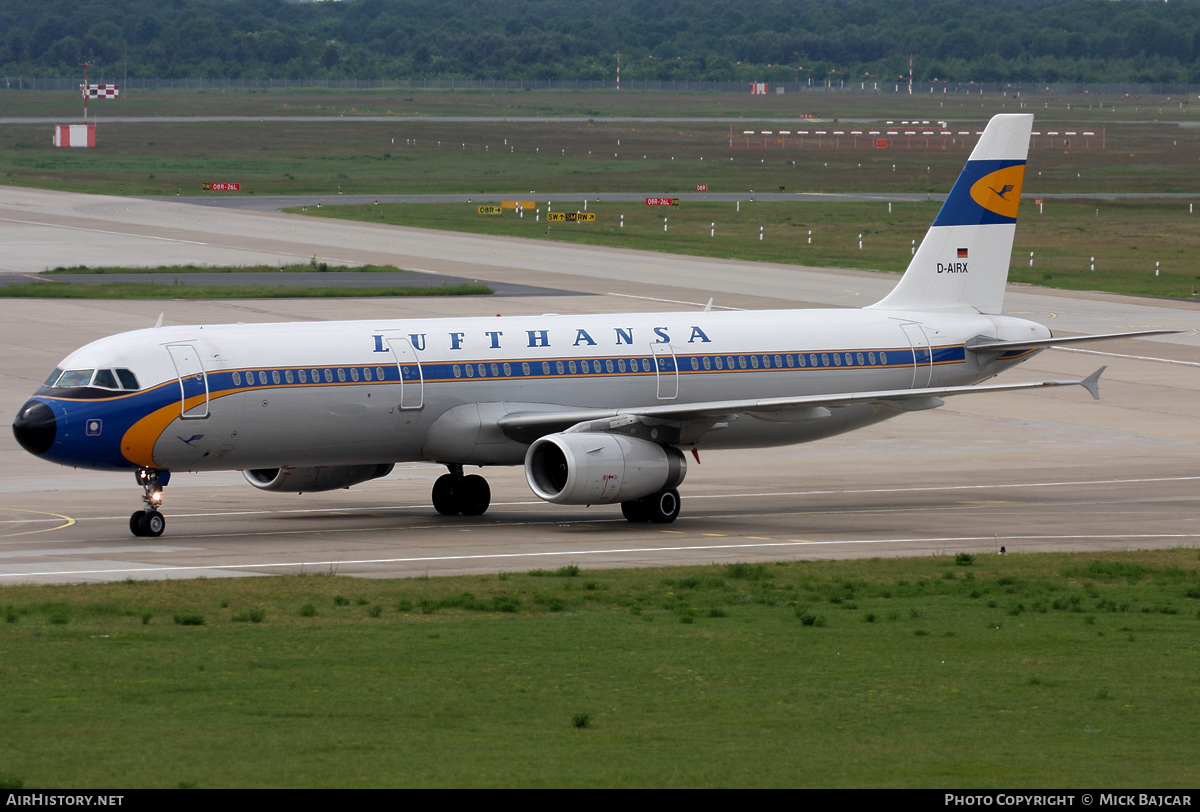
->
[3,532,1199,580]
[1054,346,1200,368]
[0,217,209,246]
[607,292,746,311]
[684,475,1200,500]
[0,546,194,559]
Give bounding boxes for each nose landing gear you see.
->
[130,468,168,537]
[431,464,491,516]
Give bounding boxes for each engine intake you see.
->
[525,433,686,505]
[243,463,395,493]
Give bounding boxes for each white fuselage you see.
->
[32,307,1048,474]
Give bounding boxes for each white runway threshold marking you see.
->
[3,533,1200,580]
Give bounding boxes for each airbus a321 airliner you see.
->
[12,114,1173,537]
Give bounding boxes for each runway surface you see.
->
[1,185,1197,585]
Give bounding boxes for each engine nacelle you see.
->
[525,433,686,505]
[243,463,395,493]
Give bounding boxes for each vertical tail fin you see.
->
[869,114,1034,315]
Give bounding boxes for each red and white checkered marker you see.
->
[81,84,120,99]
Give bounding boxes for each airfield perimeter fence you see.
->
[1,76,1195,97]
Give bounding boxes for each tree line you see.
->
[3,0,1200,85]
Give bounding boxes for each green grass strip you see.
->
[0,282,492,299]
[1,549,1198,787]
[43,263,407,275]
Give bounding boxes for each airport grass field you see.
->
[3,88,1198,302]
[3,85,1195,124]
[1,550,1197,788]
[1,90,1198,198]
[0,264,492,299]
[299,198,1200,299]
[2,88,1198,301]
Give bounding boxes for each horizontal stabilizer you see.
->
[1081,366,1105,400]
[968,329,1180,354]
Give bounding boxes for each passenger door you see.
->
[900,323,933,389]
[652,343,679,400]
[386,336,424,410]
[165,344,209,419]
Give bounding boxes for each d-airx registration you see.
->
[11,115,1174,537]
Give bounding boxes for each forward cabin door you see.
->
[165,344,209,419]
[652,343,679,400]
[386,337,424,410]
[900,323,933,389]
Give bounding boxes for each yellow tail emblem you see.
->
[969,165,1025,220]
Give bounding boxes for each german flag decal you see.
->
[957,248,968,258]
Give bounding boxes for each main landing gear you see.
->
[620,488,681,524]
[130,468,167,538]
[432,464,491,517]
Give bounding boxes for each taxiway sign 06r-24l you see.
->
[11,114,1175,538]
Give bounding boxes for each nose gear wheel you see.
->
[130,468,168,537]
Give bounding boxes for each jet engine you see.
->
[243,463,395,493]
[525,433,686,505]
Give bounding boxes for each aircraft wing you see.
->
[497,367,1106,445]
[967,329,1179,354]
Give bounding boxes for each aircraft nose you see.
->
[13,400,57,456]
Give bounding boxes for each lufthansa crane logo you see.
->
[969,164,1025,219]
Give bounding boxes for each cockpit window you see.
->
[116,369,140,391]
[55,369,94,388]
[43,368,63,387]
[92,369,120,390]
